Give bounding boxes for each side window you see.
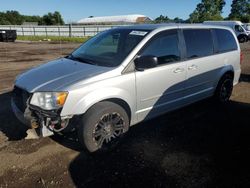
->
[214,29,238,53]
[140,30,181,65]
[183,29,214,59]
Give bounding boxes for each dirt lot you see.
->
[0,41,250,188]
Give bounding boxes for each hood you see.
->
[15,58,112,92]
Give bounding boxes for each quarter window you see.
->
[183,29,214,59]
[214,29,238,53]
[140,30,181,65]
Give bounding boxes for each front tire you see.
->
[78,101,129,153]
[213,74,233,103]
[238,35,247,43]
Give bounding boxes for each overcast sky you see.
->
[0,0,233,23]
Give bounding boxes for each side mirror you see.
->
[134,55,158,71]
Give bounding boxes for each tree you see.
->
[229,0,250,22]
[189,0,226,23]
[5,11,24,25]
[173,17,184,23]
[0,10,65,25]
[41,11,65,25]
[22,15,42,24]
[154,15,170,23]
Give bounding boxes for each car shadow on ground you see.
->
[0,92,28,140]
[68,99,250,188]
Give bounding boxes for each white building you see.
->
[77,14,152,25]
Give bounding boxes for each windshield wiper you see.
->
[66,54,97,65]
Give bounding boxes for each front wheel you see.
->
[78,101,130,153]
[213,74,233,103]
[238,35,247,43]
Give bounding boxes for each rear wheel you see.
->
[213,74,233,103]
[78,101,129,153]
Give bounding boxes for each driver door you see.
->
[135,29,187,122]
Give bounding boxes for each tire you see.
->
[238,35,247,43]
[78,101,130,153]
[213,74,233,103]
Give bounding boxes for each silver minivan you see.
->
[12,24,241,152]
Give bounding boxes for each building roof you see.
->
[77,14,152,24]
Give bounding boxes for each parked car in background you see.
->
[204,21,249,43]
[244,23,250,30]
[0,30,17,42]
[12,24,241,152]
[244,23,250,36]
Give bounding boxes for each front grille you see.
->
[12,87,30,113]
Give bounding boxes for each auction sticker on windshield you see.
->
[129,31,148,36]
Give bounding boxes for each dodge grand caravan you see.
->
[12,24,241,152]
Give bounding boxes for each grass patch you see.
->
[17,36,90,43]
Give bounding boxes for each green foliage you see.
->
[17,36,90,43]
[41,11,65,25]
[229,0,250,22]
[189,0,226,23]
[0,11,24,25]
[154,15,185,23]
[154,15,170,23]
[0,10,65,25]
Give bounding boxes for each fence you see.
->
[0,25,129,37]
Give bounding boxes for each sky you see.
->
[0,0,233,23]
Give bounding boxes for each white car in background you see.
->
[204,21,249,43]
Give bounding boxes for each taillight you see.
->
[240,52,243,64]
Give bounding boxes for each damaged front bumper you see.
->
[11,87,73,137]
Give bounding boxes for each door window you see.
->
[139,30,181,66]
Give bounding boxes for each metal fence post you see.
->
[97,26,99,35]
[45,27,48,38]
[33,27,35,36]
[69,24,72,37]
[58,27,61,37]
[83,27,85,37]
[22,26,24,36]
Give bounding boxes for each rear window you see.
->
[213,29,238,53]
[183,29,214,59]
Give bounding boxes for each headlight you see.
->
[30,92,68,110]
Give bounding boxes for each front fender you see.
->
[61,87,135,117]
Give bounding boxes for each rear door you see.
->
[182,29,219,101]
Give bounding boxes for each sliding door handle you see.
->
[173,68,185,73]
[188,64,198,70]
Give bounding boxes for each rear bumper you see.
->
[234,69,241,86]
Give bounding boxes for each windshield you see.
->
[69,29,150,67]
[235,25,246,32]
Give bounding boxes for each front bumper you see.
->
[11,98,54,137]
[11,97,30,126]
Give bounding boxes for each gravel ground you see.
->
[0,41,250,188]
